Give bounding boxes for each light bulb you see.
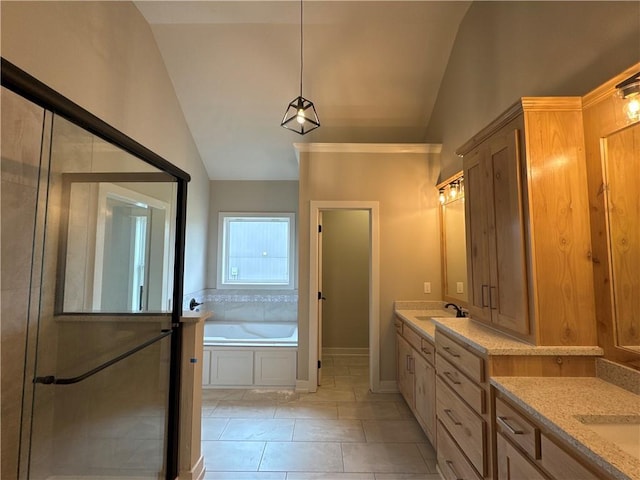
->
[449,183,458,199]
[624,97,640,122]
[296,109,306,125]
[439,190,446,204]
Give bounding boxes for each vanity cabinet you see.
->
[435,329,491,479]
[395,317,436,444]
[494,393,604,480]
[458,98,597,345]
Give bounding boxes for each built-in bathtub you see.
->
[202,321,298,388]
[204,321,298,346]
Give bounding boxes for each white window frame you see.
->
[217,212,296,289]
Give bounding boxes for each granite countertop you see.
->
[394,309,455,342]
[432,317,604,356]
[492,376,640,480]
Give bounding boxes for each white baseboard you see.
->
[378,380,399,393]
[178,455,205,480]
[322,347,369,356]
[295,379,310,392]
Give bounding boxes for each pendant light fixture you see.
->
[281,0,320,135]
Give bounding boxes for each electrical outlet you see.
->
[456,282,464,294]
[423,282,431,294]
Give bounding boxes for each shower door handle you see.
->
[139,285,144,311]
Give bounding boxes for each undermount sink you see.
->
[414,315,434,322]
[576,415,640,458]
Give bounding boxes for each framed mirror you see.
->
[437,172,468,306]
[601,123,639,352]
[583,62,640,368]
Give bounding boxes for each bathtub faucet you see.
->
[189,298,203,311]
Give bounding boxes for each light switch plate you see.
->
[423,282,431,294]
[456,282,464,294]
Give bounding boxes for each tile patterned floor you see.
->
[201,355,443,480]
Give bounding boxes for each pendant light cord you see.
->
[299,0,304,98]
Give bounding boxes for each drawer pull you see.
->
[442,346,461,358]
[481,284,489,308]
[445,460,463,480]
[444,408,462,426]
[497,415,524,435]
[443,371,461,385]
[421,347,432,355]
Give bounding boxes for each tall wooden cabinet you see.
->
[458,98,597,345]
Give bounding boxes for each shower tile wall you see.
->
[185,289,298,322]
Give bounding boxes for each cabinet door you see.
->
[464,144,492,322]
[414,353,435,442]
[487,125,530,336]
[497,433,548,480]
[396,334,415,408]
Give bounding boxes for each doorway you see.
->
[308,201,380,393]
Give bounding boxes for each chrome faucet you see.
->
[444,303,466,318]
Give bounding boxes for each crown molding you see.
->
[293,142,442,163]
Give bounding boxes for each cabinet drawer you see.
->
[495,397,540,460]
[437,377,487,476]
[437,420,482,480]
[540,433,600,480]
[402,324,423,352]
[436,331,484,383]
[497,433,548,480]
[420,338,436,365]
[437,353,485,414]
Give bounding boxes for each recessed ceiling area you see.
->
[136,1,471,180]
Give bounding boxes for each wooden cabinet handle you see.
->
[443,371,461,385]
[481,284,489,307]
[406,355,411,372]
[444,408,462,426]
[497,415,524,435]
[421,347,432,355]
[445,460,463,480]
[442,346,461,358]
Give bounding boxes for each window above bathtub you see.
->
[218,213,295,289]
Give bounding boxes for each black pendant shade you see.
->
[281,95,320,135]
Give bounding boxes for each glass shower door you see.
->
[20,113,178,480]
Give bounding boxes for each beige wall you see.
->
[1,1,210,295]
[298,150,441,382]
[426,1,640,181]
[207,180,299,289]
[322,210,370,350]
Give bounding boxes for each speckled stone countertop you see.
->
[394,309,455,342]
[492,376,640,480]
[432,317,604,356]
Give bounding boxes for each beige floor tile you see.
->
[259,441,344,472]
[348,366,370,376]
[362,420,428,443]
[242,389,299,403]
[298,388,356,403]
[394,401,415,419]
[202,440,265,471]
[293,419,366,442]
[205,473,286,480]
[287,474,375,480]
[374,474,442,480]
[354,389,404,403]
[416,442,436,460]
[338,402,403,420]
[202,418,230,440]
[318,375,336,387]
[274,402,338,420]
[321,365,350,376]
[342,443,429,473]
[202,389,247,403]
[220,418,295,441]
[210,401,277,418]
[334,376,370,388]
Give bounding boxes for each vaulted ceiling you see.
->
[136,1,471,180]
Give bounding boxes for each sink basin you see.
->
[414,315,434,321]
[576,415,640,458]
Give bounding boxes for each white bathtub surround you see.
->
[202,321,298,388]
[183,289,298,322]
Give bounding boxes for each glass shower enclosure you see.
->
[1,59,190,480]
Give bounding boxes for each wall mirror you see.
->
[437,172,468,305]
[53,116,178,314]
[601,122,639,352]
